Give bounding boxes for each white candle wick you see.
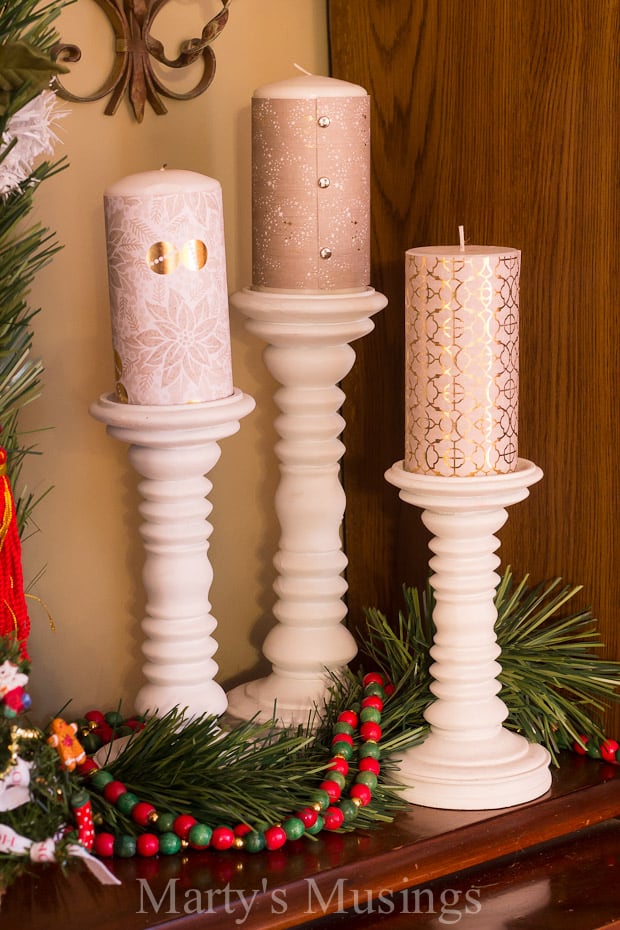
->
[293,63,313,76]
[458,225,465,252]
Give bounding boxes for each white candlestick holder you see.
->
[90,388,255,719]
[226,286,387,725]
[384,458,552,810]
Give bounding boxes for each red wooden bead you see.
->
[350,784,372,806]
[358,757,381,775]
[94,723,114,745]
[77,759,99,777]
[264,826,287,850]
[360,721,382,742]
[211,827,235,850]
[84,710,106,725]
[331,731,353,746]
[103,780,127,804]
[124,718,143,731]
[136,833,160,857]
[337,710,358,728]
[234,824,252,837]
[384,682,395,696]
[296,807,318,828]
[362,672,384,688]
[132,801,156,826]
[323,806,345,830]
[93,832,115,857]
[319,779,342,801]
[173,814,198,839]
[361,695,384,712]
[327,756,349,776]
[573,735,588,755]
[601,739,620,763]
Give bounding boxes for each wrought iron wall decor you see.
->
[52,0,231,123]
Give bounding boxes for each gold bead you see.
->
[233,837,245,850]
[147,810,159,825]
[351,797,362,808]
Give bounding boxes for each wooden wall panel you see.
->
[328,1,620,730]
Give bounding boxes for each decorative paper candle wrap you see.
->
[104,169,233,405]
[405,244,520,477]
[252,73,370,291]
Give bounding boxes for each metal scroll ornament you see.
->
[51,0,231,122]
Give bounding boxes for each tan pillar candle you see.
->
[405,239,520,476]
[104,168,233,405]
[252,73,370,291]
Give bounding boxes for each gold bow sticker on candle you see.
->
[146,240,208,275]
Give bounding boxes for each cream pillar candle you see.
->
[104,169,233,405]
[252,73,370,291]
[405,241,520,477]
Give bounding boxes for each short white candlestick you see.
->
[385,458,552,809]
[90,388,255,719]
[226,286,387,725]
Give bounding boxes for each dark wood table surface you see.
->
[3,753,620,929]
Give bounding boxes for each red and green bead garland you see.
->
[83,673,391,859]
[572,735,620,764]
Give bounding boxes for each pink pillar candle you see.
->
[252,74,370,291]
[104,169,233,405]
[405,244,520,477]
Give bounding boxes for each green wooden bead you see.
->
[159,832,182,855]
[81,733,102,754]
[339,798,359,822]
[90,770,114,790]
[283,817,305,841]
[105,710,124,728]
[360,706,381,724]
[305,815,324,835]
[331,739,353,760]
[244,831,266,853]
[333,721,354,736]
[326,770,346,790]
[156,812,176,834]
[364,683,385,699]
[188,823,212,848]
[356,771,378,790]
[309,789,330,810]
[114,834,136,858]
[116,791,139,815]
[359,742,381,760]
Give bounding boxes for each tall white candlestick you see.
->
[252,73,370,291]
[405,242,520,477]
[104,168,233,405]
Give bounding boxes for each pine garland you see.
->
[0,0,68,533]
[361,568,620,765]
[90,683,413,838]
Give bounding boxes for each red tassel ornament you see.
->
[0,448,30,659]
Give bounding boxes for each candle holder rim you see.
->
[89,387,255,429]
[385,458,543,494]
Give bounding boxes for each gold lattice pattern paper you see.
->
[405,247,519,477]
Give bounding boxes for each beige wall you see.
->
[21,0,329,720]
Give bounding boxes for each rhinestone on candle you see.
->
[318,177,330,188]
[318,115,331,127]
[320,247,332,259]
